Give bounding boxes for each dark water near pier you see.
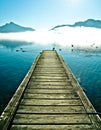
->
[0,41,101,116]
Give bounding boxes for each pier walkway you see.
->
[0,50,101,130]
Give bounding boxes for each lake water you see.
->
[0,41,101,116]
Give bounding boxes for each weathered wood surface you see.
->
[0,50,101,130]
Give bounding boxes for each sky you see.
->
[0,0,101,29]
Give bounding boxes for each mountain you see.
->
[51,19,101,30]
[0,22,35,33]
[51,24,69,30]
[71,19,101,28]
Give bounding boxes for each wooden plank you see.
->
[34,70,65,72]
[10,125,96,130]
[32,76,67,79]
[30,79,69,82]
[23,93,79,99]
[32,73,66,76]
[25,88,75,93]
[32,76,69,80]
[27,84,72,89]
[37,64,62,67]
[33,72,66,75]
[20,99,82,105]
[12,114,91,124]
[28,81,71,86]
[17,105,86,113]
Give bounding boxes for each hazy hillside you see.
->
[0,22,35,33]
[51,19,101,30]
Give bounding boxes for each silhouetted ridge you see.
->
[51,19,101,30]
[0,22,35,33]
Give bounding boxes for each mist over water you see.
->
[0,27,101,48]
[0,27,101,116]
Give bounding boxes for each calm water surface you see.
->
[0,41,101,116]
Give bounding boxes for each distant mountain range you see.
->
[0,22,35,33]
[51,19,101,30]
[1,19,101,33]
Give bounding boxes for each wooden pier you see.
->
[0,50,101,130]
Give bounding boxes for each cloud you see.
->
[0,27,101,48]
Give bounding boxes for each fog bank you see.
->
[0,27,101,48]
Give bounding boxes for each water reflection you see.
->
[69,46,101,57]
